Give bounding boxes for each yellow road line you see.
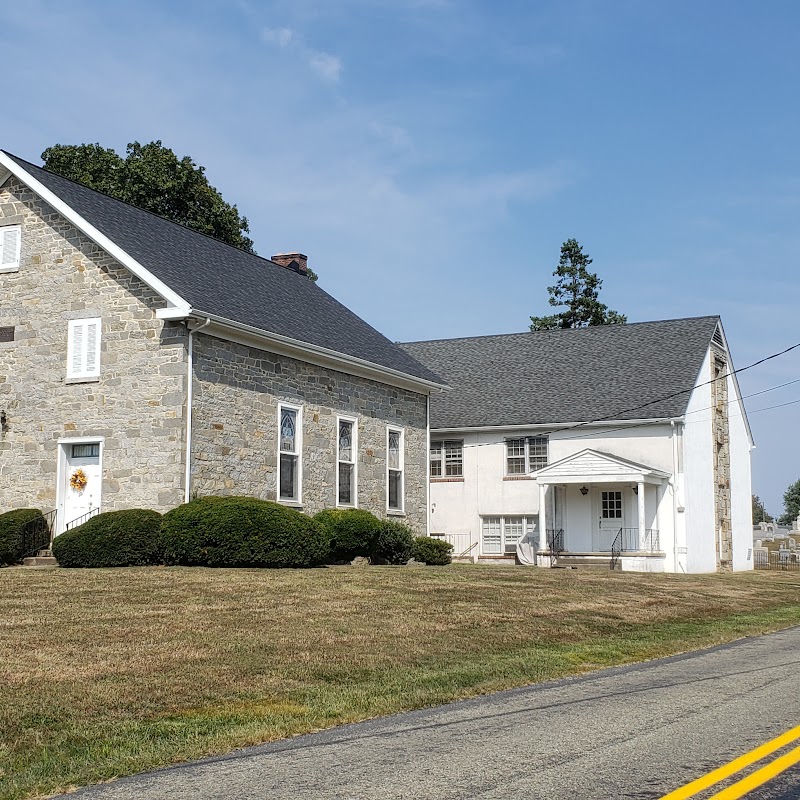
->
[706,743,800,799]
[660,723,800,800]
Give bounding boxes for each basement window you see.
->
[0,326,14,342]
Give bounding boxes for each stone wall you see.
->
[0,177,187,517]
[191,335,429,533]
[711,347,732,571]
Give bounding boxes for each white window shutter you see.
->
[85,321,99,374]
[67,318,101,379]
[69,323,84,376]
[0,226,21,267]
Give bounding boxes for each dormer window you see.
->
[0,225,21,273]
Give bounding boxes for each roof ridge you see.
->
[2,150,301,277]
[400,315,721,346]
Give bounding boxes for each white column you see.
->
[538,482,547,552]
[637,480,646,550]
[655,483,662,554]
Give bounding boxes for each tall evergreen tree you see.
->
[530,239,626,330]
[752,494,773,524]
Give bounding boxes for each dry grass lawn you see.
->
[3,566,800,800]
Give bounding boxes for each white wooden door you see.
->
[592,488,625,552]
[60,442,102,532]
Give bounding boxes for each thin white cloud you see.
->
[261,26,293,47]
[308,51,342,82]
[260,23,342,83]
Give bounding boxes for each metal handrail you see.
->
[65,507,100,531]
[610,527,662,569]
[20,509,57,559]
[546,528,564,566]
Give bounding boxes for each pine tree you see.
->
[530,239,626,330]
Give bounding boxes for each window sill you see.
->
[387,509,406,517]
[278,500,303,509]
[503,476,535,481]
[431,477,464,483]
[65,376,100,385]
[0,265,19,274]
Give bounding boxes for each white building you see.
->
[401,317,754,573]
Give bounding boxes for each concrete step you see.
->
[554,554,615,570]
[22,556,59,567]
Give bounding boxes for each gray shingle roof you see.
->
[4,152,442,386]
[400,317,721,428]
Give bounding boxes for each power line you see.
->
[434,353,800,452]
[524,339,800,442]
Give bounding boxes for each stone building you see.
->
[402,317,754,573]
[0,151,445,535]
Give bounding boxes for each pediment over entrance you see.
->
[534,448,670,485]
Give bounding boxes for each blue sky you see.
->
[1,0,798,515]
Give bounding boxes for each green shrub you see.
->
[412,536,453,566]
[161,496,329,568]
[314,508,384,563]
[52,509,164,568]
[0,509,45,565]
[372,519,415,565]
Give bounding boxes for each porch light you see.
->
[580,486,588,496]
[632,486,638,495]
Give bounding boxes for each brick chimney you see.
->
[271,252,308,276]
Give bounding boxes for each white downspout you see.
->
[184,318,211,503]
[426,394,431,537]
[671,419,681,572]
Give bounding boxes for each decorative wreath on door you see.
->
[69,468,88,492]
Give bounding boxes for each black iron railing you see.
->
[754,550,800,571]
[546,528,564,565]
[610,527,661,570]
[20,509,57,559]
[65,507,100,531]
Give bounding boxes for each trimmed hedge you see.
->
[372,520,415,565]
[161,496,329,568]
[0,508,45,565]
[314,508,384,563]
[412,536,453,566]
[52,509,164,568]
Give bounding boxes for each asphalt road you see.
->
[68,626,800,800]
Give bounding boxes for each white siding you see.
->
[682,348,719,573]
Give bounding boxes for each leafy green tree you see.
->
[778,479,800,526]
[42,141,255,253]
[530,238,626,330]
[752,495,773,524]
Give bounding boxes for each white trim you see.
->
[181,313,447,395]
[534,447,671,485]
[387,425,405,513]
[431,418,681,434]
[426,395,431,536]
[66,317,102,380]
[55,437,105,535]
[277,402,303,505]
[0,152,191,314]
[335,414,358,508]
[184,318,211,502]
[710,322,755,448]
[0,167,11,187]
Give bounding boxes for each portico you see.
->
[534,449,670,560]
